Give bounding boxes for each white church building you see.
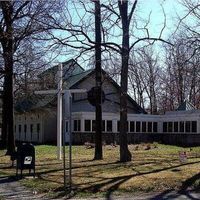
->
[14,59,146,144]
[14,59,200,146]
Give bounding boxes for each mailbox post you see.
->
[16,143,35,178]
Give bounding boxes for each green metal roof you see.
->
[15,69,94,113]
[15,94,56,113]
[38,59,84,79]
[63,69,93,89]
[15,62,146,114]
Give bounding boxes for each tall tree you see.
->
[0,1,15,155]
[0,0,62,155]
[94,0,103,160]
[118,0,137,162]
[138,48,159,114]
[14,40,47,99]
[161,33,200,111]
[128,47,160,114]
[45,1,105,159]
[45,0,170,161]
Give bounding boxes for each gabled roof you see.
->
[71,69,146,114]
[15,94,56,113]
[38,59,85,79]
[16,62,146,114]
[15,69,94,113]
[63,69,93,89]
[176,100,196,111]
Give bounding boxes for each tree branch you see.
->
[128,0,137,25]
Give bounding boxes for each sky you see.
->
[137,0,185,38]
[50,0,188,66]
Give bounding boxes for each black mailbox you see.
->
[16,143,35,178]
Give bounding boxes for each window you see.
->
[74,120,81,132]
[24,124,27,140]
[185,121,190,132]
[168,122,173,132]
[163,122,167,132]
[37,123,40,133]
[65,121,69,133]
[136,121,140,132]
[92,120,96,132]
[84,120,91,132]
[148,122,152,132]
[19,125,21,133]
[37,123,40,141]
[19,125,21,139]
[192,121,197,133]
[153,122,157,133]
[180,121,184,132]
[15,125,16,133]
[117,121,120,132]
[102,120,105,132]
[130,121,135,132]
[174,122,178,132]
[24,124,27,133]
[142,122,146,133]
[30,124,33,140]
[107,120,112,132]
[30,124,33,133]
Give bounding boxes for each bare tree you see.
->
[129,47,160,114]
[45,0,171,162]
[117,0,137,162]
[162,33,200,110]
[0,0,62,155]
[14,40,48,99]
[94,0,103,160]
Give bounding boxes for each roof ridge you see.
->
[39,59,80,76]
[68,68,94,78]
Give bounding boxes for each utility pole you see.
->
[57,64,63,160]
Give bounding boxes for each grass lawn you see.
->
[0,143,199,198]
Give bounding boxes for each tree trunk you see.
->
[118,1,132,162]
[0,1,15,156]
[177,66,184,104]
[94,0,103,160]
[4,60,15,156]
[1,80,8,148]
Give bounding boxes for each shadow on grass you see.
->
[76,160,200,200]
[31,158,200,199]
[180,172,200,192]
[150,189,199,200]
[35,162,62,167]
[0,176,17,184]
[37,158,175,174]
[6,157,199,199]
[0,166,13,170]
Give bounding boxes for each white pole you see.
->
[63,91,72,192]
[57,63,63,160]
